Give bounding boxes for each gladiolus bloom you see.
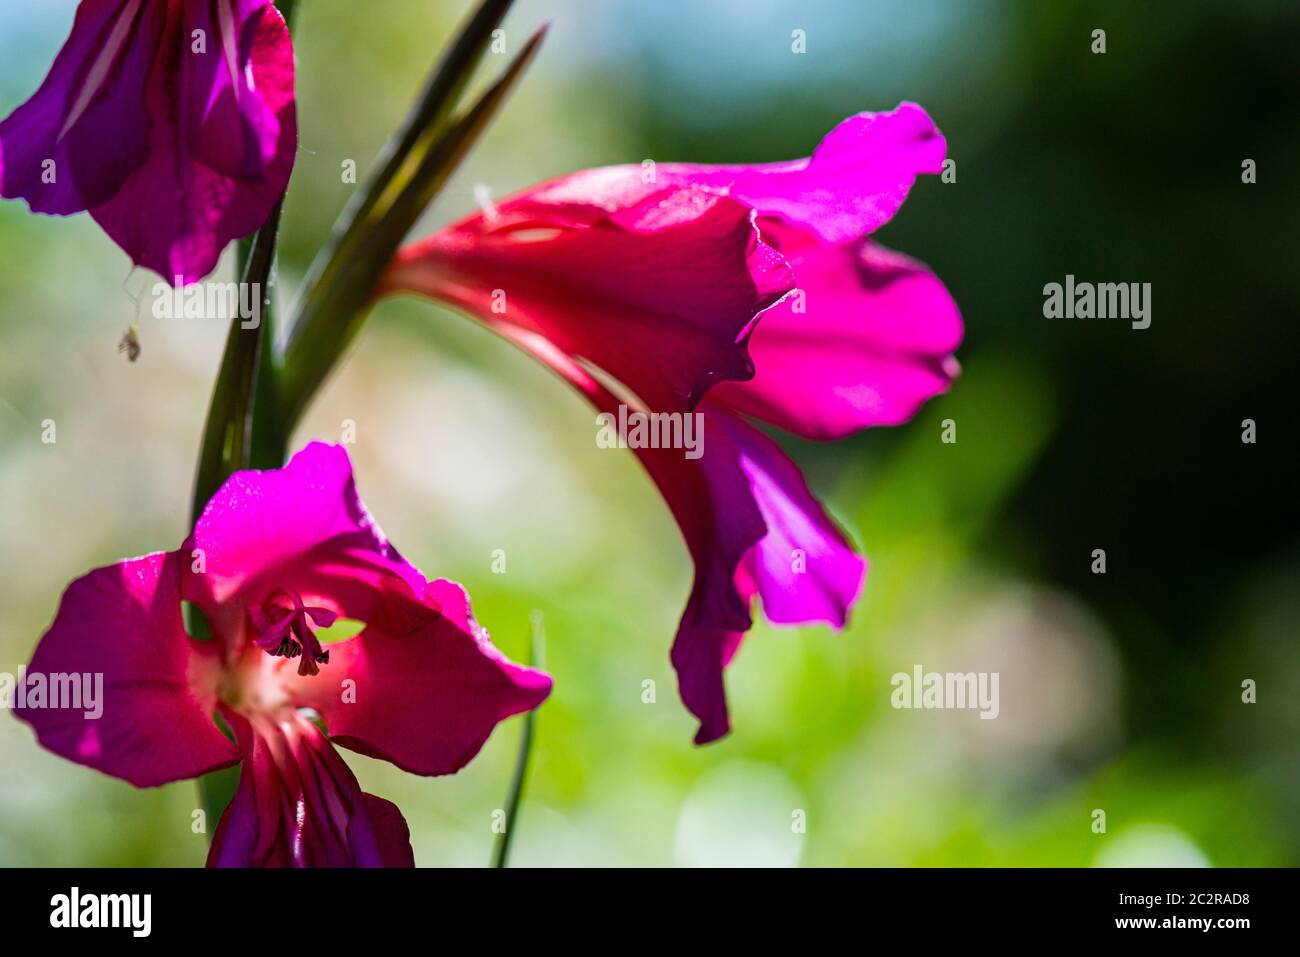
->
[0,0,297,284]
[381,103,962,744]
[14,443,551,866]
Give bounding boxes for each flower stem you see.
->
[190,217,283,834]
[491,611,546,868]
[190,203,285,522]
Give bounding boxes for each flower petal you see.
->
[180,0,288,178]
[716,411,866,627]
[183,443,430,634]
[0,0,163,214]
[661,411,866,743]
[383,186,792,412]
[629,416,764,744]
[283,580,552,777]
[89,0,296,282]
[13,551,241,788]
[515,103,945,245]
[208,708,411,867]
[715,103,948,242]
[710,235,963,439]
[361,794,416,868]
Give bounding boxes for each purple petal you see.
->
[715,102,948,242]
[0,0,295,282]
[509,102,946,245]
[716,410,866,627]
[183,443,430,637]
[283,579,552,777]
[13,551,242,788]
[710,233,963,439]
[180,0,287,178]
[90,0,296,283]
[208,708,413,867]
[663,410,866,743]
[360,794,416,868]
[0,0,163,213]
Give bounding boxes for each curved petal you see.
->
[183,443,431,634]
[361,794,416,868]
[90,0,296,282]
[664,411,866,743]
[512,102,945,245]
[208,708,412,867]
[716,411,866,627]
[0,0,163,213]
[181,0,288,179]
[383,186,792,412]
[710,235,963,439]
[620,413,764,745]
[708,102,947,243]
[13,551,241,788]
[283,580,552,777]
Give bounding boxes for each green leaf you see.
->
[278,16,548,432]
[279,0,519,412]
[352,0,518,229]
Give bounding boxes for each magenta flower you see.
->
[380,103,963,743]
[14,443,551,866]
[0,0,297,284]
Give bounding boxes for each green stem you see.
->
[491,612,546,868]
[189,203,285,522]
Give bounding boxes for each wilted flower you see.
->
[0,0,297,283]
[14,443,550,866]
[381,103,963,742]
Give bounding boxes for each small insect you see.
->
[118,325,141,362]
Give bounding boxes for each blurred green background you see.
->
[1,0,1298,867]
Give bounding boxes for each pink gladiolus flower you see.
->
[13,443,551,866]
[380,103,963,743]
[0,0,297,284]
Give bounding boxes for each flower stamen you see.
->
[250,589,336,677]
